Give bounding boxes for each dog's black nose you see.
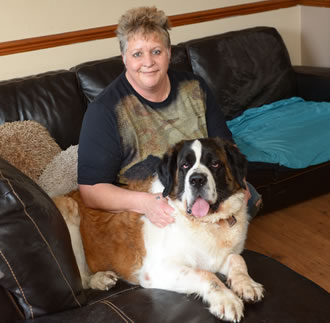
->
[189,173,207,188]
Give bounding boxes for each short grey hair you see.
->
[116,6,171,55]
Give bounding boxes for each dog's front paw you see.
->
[209,288,244,322]
[89,271,118,291]
[228,274,264,303]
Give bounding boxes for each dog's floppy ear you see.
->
[156,148,178,197]
[224,142,248,188]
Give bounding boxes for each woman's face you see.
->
[124,31,170,96]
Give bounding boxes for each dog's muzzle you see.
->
[189,172,207,189]
[186,172,212,218]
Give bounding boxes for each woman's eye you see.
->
[152,49,161,55]
[132,52,142,58]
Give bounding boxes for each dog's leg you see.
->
[221,254,264,303]
[143,266,244,322]
[53,196,118,290]
[53,196,92,288]
[88,271,118,291]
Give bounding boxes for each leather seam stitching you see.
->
[88,286,140,305]
[5,288,25,319]
[100,300,134,323]
[0,249,34,319]
[0,170,82,307]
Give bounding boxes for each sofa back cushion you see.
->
[74,45,193,103]
[74,56,125,103]
[0,71,87,150]
[0,157,86,319]
[184,27,296,120]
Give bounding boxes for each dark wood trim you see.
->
[169,0,298,26]
[0,0,328,56]
[0,25,118,56]
[299,0,330,7]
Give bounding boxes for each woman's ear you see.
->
[121,53,126,65]
[168,47,171,60]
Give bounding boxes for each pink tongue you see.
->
[191,198,210,218]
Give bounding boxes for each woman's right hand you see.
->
[142,193,175,228]
[79,183,175,228]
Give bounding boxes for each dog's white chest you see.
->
[138,211,245,288]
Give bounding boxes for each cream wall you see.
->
[301,6,330,67]
[1,0,301,81]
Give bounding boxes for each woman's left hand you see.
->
[243,178,251,203]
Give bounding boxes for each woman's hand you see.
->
[79,183,174,228]
[243,178,251,203]
[143,193,175,228]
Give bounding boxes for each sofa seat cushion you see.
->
[20,250,330,323]
[227,97,330,168]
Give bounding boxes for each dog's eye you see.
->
[182,162,190,169]
[211,161,219,168]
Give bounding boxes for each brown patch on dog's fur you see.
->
[53,195,80,226]
[67,178,152,284]
[215,145,241,193]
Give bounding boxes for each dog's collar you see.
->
[214,201,237,227]
[226,215,237,227]
[215,202,237,227]
[216,215,237,227]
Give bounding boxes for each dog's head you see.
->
[156,138,247,218]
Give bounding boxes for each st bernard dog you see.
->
[54,138,264,322]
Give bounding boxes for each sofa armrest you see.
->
[0,157,86,319]
[294,66,330,102]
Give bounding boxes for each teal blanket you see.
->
[227,97,330,169]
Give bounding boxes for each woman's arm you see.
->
[79,183,174,228]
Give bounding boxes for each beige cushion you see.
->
[0,120,61,182]
[38,145,78,197]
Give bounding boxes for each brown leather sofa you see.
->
[1,26,329,322]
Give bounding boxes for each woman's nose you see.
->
[142,53,154,67]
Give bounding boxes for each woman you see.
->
[78,6,260,228]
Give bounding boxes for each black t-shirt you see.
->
[78,69,233,185]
